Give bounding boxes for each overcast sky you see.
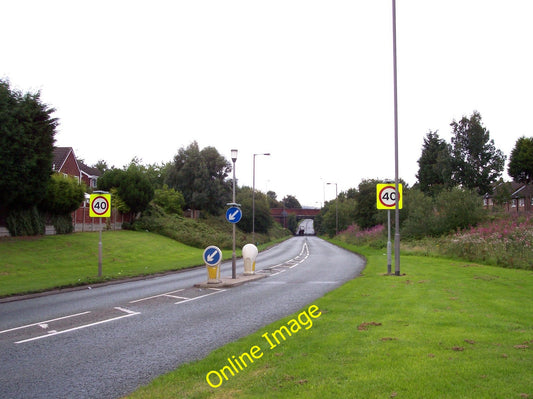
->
[2,1,532,206]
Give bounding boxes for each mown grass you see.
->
[125,244,533,399]
[0,230,238,297]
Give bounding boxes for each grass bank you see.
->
[126,243,533,399]
[0,230,238,297]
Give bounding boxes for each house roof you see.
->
[79,162,101,177]
[52,147,74,172]
[512,183,533,198]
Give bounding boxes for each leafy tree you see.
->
[153,185,185,215]
[435,188,484,233]
[98,164,154,214]
[0,80,57,212]
[94,160,110,174]
[508,136,533,183]
[282,195,301,209]
[416,130,453,196]
[353,179,381,229]
[236,187,272,234]
[166,141,231,215]
[267,191,282,208]
[450,111,506,194]
[40,174,85,215]
[401,189,438,238]
[402,187,484,238]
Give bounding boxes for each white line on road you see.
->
[129,289,185,303]
[0,311,92,335]
[14,308,140,344]
[174,289,224,305]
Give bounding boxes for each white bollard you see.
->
[242,243,258,275]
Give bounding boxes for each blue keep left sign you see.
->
[203,246,222,266]
[225,206,242,224]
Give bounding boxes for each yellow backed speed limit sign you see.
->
[376,183,402,210]
[89,193,111,217]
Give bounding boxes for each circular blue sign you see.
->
[203,246,222,266]
[225,206,242,224]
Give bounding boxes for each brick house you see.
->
[53,147,99,188]
[484,181,533,213]
[52,147,135,232]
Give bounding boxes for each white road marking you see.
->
[174,289,224,305]
[15,307,140,344]
[0,311,91,335]
[129,289,185,303]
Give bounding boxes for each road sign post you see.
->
[377,184,402,275]
[226,200,241,279]
[203,246,223,283]
[90,192,111,277]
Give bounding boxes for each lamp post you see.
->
[231,149,238,279]
[252,152,270,244]
[327,182,338,235]
[392,0,401,275]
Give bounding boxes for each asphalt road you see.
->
[0,236,365,399]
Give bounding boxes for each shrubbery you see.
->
[126,204,290,249]
[402,187,484,238]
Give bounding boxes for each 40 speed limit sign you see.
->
[89,193,111,217]
[376,183,403,210]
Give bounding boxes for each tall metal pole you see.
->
[392,0,401,275]
[98,219,103,277]
[252,154,256,245]
[231,149,238,279]
[387,209,392,274]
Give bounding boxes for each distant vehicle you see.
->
[296,219,315,236]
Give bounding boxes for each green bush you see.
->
[402,188,485,238]
[6,207,45,236]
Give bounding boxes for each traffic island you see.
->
[194,273,266,288]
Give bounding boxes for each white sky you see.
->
[2,1,532,207]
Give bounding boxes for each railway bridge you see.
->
[270,207,320,232]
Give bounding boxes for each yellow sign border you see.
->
[376,183,403,210]
[89,193,112,217]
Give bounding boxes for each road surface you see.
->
[0,236,365,399]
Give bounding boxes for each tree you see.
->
[40,174,85,215]
[282,195,301,209]
[508,136,533,184]
[166,141,231,215]
[0,80,57,212]
[236,187,272,234]
[416,130,453,196]
[153,185,185,215]
[98,163,154,214]
[450,111,506,194]
[267,191,282,208]
[353,179,380,229]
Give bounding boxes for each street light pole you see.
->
[231,149,238,279]
[392,0,401,275]
[252,153,270,245]
[327,182,338,235]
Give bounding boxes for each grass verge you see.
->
[0,230,241,297]
[125,243,533,399]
